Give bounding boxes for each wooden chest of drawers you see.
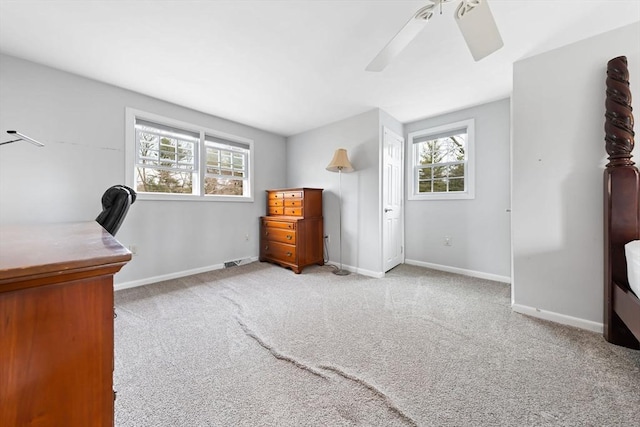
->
[259,188,323,273]
[0,222,130,427]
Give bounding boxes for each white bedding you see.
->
[626,240,640,296]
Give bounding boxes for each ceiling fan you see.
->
[366,0,503,72]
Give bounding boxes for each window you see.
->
[126,108,253,201]
[134,119,199,194]
[407,119,475,200]
[204,135,249,196]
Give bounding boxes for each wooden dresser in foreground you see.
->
[259,188,324,273]
[0,221,131,427]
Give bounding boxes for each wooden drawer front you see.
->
[263,241,297,261]
[263,220,295,230]
[268,207,284,215]
[284,207,303,216]
[269,192,285,200]
[284,199,302,207]
[264,227,296,244]
[268,199,284,207]
[284,191,302,199]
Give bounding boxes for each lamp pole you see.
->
[335,166,350,275]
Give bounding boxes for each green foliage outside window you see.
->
[417,133,466,193]
[136,132,195,194]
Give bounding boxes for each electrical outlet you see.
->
[444,236,451,246]
[324,234,330,243]
[245,233,249,241]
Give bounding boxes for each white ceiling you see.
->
[1,1,639,136]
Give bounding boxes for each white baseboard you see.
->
[511,303,603,333]
[114,256,258,291]
[404,259,511,283]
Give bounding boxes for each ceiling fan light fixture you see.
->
[414,4,435,21]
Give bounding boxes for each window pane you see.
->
[221,152,232,167]
[449,163,465,177]
[449,178,465,192]
[418,144,433,165]
[418,167,431,180]
[232,154,244,168]
[433,179,447,192]
[418,180,432,193]
[207,149,220,163]
[135,167,193,194]
[204,177,244,196]
[433,165,447,178]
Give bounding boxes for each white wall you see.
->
[0,54,287,285]
[512,22,640,329]
[286,109,402,276]
[404,99,511,281]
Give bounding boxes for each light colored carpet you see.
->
[113,262,640,426]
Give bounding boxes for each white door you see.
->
[382,127,404,272]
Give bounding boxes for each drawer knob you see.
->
[265,231,269,236]
[286,252,292,257]
[265,245,269,250]
[286,235,292,240]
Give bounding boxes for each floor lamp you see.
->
[326,148,354,275]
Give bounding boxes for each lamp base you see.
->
[333,269,351,276]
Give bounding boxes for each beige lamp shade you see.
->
[326,148,354,173]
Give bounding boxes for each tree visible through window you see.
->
[127,109,254,201]
[204,136,248,196]
[416,131,466,193]
[408,119,475,200]
[135,122,197,194]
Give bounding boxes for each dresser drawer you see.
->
[263,227,297,244]
[284,199,302,207]
[284,191,302,199]
[268,207,284,215]
[263,241,297,262]
[268,199,284,207]
[284,207,303,216]
[262,219,296,230]
[268,192,285,200]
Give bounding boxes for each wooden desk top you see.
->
[0,221,131,291]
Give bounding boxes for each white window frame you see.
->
[407,119,475,201]
[125,108,254,202]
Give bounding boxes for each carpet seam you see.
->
[318,364,418,427]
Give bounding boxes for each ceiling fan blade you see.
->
[366,4,435,72]
[454,0,503,61]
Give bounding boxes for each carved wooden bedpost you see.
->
[603,56,640,348]
[605,56,635,167]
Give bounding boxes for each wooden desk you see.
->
[0,222,131,427]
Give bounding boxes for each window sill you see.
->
[408,191,474,201]
[135,193,254,203]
